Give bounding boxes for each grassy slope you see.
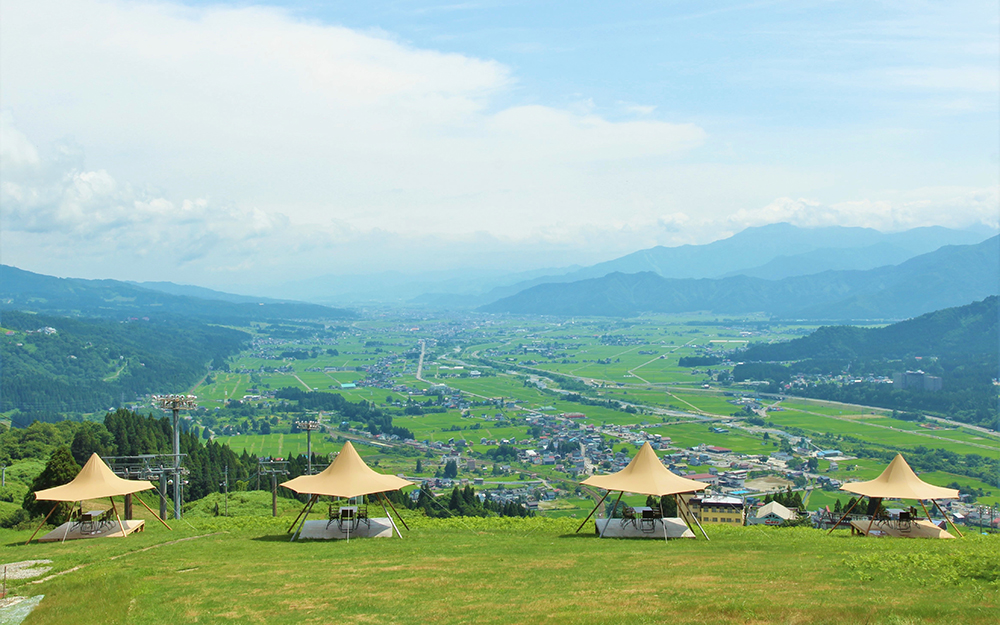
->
[4,516,997,625]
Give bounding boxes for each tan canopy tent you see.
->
[577,442,710,539]
[27,453,170,543]
[829,454,963,537]
[282,441,415,539]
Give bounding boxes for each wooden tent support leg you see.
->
[290,495,317,542]
[287,495,317,534]
[377,493,402,538]
[918,499,934,524]
[380,492,410,531]
[134,493,172,530]
[675,495,697,537]
[61,503,77,544]
[575,491,610,533]
[25,504,59,545]
[864,498,880,536]
[828,496,863,534]
[678,496,710,541]
[931,499,964,538]
[109,497,127,538]
[599,491,624,539]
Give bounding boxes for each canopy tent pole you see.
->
[677,495,710,541]
[674,495,696,537]
[575,490,610,533]
[864,497,881,536]
[287,494,318,534]
[133,492,172,530]
[290,495,318,542]
[827,496,863,534]
[599,491,625,538]
[109,496,127,538]
[377,493,402,538]
[61,502,78,543]
[379,491,410,531]
[918,499,934,524]
[25,504,60,545]
[931,499,964,538]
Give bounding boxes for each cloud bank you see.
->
[1,0,996,288]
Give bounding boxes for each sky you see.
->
[1,0,998,290]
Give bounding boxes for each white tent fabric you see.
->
[34,453,154,501]
[281,441,413,498]
[581,442,708,496]
[840,454,959,500]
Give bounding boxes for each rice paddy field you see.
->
[3,514,997,625]
[185,313,999,516]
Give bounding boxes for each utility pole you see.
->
[154,394,196,520]
[296,420,322,475]
[258,459,288,517]
[223,466,229,517]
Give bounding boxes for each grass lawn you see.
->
[3,517,997,624]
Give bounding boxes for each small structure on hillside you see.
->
[578,442,709,541]
[282,441,414,541]
[28,453,171,544]
[747,501,797,526]
[828,454,961,539]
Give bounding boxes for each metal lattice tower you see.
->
[153,394,197,520]
[295,420,323,475]
[258,458,289,517]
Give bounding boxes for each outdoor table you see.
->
[338,506,358,531]
[79,509,105,534]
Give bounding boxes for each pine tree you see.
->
[23,445,81,524]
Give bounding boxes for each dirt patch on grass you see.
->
[0,560,52,579]
[745,476,793,490]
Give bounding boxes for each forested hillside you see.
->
[0,265,353,322]
[1,311,248,413]
[734,297,999,427]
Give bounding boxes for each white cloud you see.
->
[0,0,996,286]
[725,189,1000,232]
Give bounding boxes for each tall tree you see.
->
[23,445,81,524]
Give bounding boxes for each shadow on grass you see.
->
[251,533,300,542]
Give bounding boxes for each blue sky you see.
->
[1,0,997,287]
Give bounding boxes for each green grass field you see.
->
[4,516,997,624]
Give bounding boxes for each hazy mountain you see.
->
[480,236,999,319]
[266,265,582,306]
[129,281,290,304]
[413,223,994,308]
[0,265,354,322]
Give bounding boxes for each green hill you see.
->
[4,518,998,625]
[1,265,354,322]
[1,311,248,413]
[736,297,999,427]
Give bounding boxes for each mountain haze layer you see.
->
[481,236,1000,319]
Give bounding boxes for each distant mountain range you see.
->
[0,265,354,322]
[413,223,994,309]
[481,236,1000,320]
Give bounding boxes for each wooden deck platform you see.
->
[296,518,397,540]
[849,519,954,539]
[594,517,696,539]
[38,519,145,542]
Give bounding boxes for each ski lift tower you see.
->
[154,394,197,520]
[296,420,322,475]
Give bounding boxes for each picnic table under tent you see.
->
[282,441,415,540]
[828,453,962,539]
[578,442,709,541]
[28,453,171,544]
